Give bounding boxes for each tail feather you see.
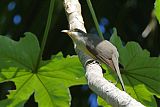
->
[112,54,126,91]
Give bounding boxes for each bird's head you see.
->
[61,29,86,42]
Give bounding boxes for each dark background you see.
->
[0,0,160,107]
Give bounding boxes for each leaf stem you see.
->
[86,0,104,40]
[34,0,55,73]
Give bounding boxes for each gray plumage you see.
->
[85,34,125,91]
[62,29,125,91]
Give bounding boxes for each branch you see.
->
[63,0,145,106]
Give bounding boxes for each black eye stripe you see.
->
[71,28,86,34]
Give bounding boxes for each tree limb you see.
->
[63,0,145,106]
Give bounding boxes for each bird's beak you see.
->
[61,30,71,35]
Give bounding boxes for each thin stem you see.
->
[34,0,55,73]
[86,0,104,40]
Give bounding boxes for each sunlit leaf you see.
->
[155,0,160,23]
[98,29,159,107]
[0,33,86,107]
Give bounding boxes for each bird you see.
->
[62,28,125,91]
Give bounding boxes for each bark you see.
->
[63,0,145,106]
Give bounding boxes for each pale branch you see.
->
[63,0,145,106]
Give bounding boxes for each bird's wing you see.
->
[86,37,125,91]
[85,37,116,71]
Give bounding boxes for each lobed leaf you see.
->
[99,29,159,106]
[0,33,86,107]
[0,32,40,70]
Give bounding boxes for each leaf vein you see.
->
[36,74,55,106]
[127,74,160,94]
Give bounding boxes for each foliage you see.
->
[0,33,86,107]
[155,0,160,23]
[0,0,159,106]
[98,29,160,107]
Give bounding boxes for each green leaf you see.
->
[97,97,111,107]
[39,53,86,87]
[0,68,71,107]
[155,0,160,23]
[0,32,40,70]
[106,30,159,106]
[0,33,86,107]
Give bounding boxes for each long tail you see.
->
[112,54,126,91]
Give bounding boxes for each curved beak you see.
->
[61,30,71,35]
